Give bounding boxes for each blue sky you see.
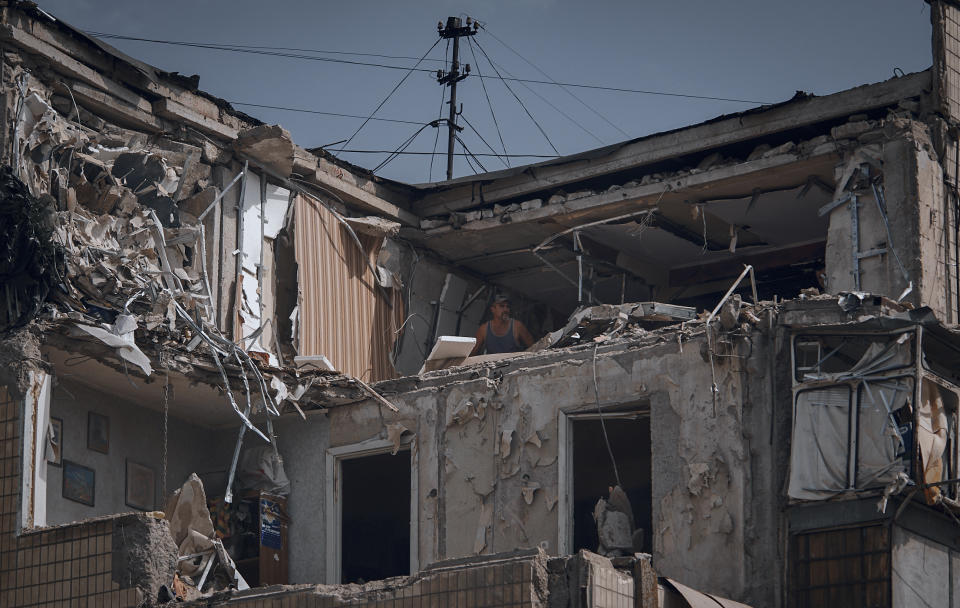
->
[38,1,933,183]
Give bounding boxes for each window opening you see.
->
[794,333,913,383]
[340,450,411,583]
[921,330,960,386]
[571,416,651,555]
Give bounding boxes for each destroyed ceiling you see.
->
[408,143,838,313]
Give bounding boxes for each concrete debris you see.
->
[536,301,696,350]
[165,473,216,576]
[233,124,295,177]
[592,485,636,557]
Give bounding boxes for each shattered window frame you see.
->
[789,330,918,501]
[792,330,915,383]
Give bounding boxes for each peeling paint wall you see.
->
[279,321,777,605]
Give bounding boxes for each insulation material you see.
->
[238,172,290,361]
[918,379,950,504]
[856,379,910,487]
[789,337,914,500]
[293,194,404,381]
[788,386,851,500]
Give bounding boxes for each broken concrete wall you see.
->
[823,118,952,322]
[186,548,551,608]
[0,382,152,607]
[278,315,776,604]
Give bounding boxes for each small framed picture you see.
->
[125,460,156,511]
[62,460,95,506]
[87,412,109,454]
[46,417,62,466]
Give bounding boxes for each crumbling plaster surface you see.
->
[824,120,941,317]
[279,321,775,603]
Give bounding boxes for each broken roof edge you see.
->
[0,2,421,208]
[411,69,932,214]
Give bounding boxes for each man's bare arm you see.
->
[516,321,535,349]
[470,324,486,356]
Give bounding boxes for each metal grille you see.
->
[790,524,890,608]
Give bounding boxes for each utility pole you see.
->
[436,16,477,180]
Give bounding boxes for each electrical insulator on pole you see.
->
[435,16,477,180]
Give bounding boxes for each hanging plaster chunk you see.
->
[520,477,540,505]
[526,431,542,448]
[474,500,493,554]
[499,428,514,459]
[386,422,409,455]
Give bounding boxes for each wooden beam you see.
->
[415,71,928,216]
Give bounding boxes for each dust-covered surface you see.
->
[111,513,179,604]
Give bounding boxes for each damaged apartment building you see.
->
[6,1,960,607]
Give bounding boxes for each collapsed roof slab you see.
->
[407,149,838,312]
[412,71,927,217]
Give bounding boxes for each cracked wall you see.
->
[277,317,777,606]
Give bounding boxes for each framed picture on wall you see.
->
[125,460,156,511]
[87,411,109,454]
[46,417,62,466]
[62,460,95,506]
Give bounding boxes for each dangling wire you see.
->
[161,358,170,502]
[593,343,622,488]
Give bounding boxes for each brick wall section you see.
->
[0,386,142,607]
[192,550,550,608]
[933,1,960,121]
[932,1,960,323]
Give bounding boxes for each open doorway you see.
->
[325,438,418,584]
[569,414,651,555]
[340,451,411,583]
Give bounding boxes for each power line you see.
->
[455,134,488,173]
[465,37,509,166]
[474,39,605,146]
[339,38,441,156]
[89,31,448,64]
[87,31,773,104]
[459,114,509,168]
[88,31,435,73]
[326,149,558,158]
[477,23,630,138]
[227,101,425,125]
[372,123,432,172]
[472,38,560,156]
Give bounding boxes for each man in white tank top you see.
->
[470,294,535,355]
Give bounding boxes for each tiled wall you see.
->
[0,386,142,607]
